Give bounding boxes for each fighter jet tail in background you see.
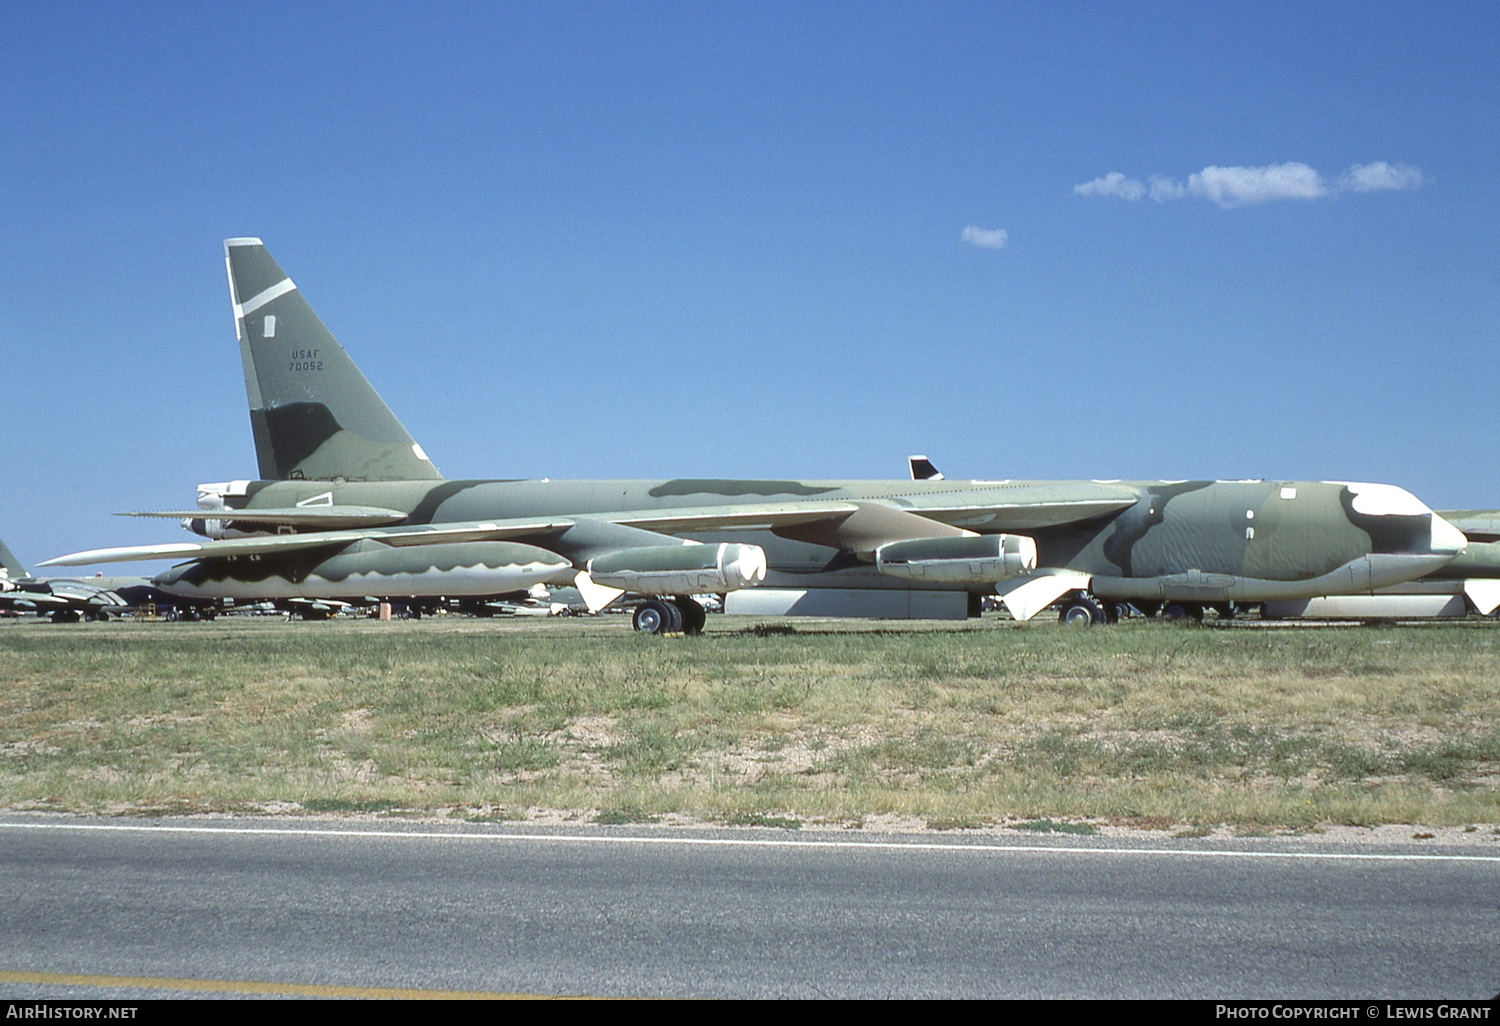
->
[0,537,133,620]
[0,537,25,581]
[224,238,443,483]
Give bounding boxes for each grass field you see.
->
[2,614,1497,832]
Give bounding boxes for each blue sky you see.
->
[2,1,1496,568]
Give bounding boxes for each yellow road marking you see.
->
[0,970,592,1000]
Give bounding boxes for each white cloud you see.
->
[1149,175,1185,202]
[1340,161,1425,192]
[961,225,1009,249]
[1073,172,1145,201]
[1077,160,1425,211]
[1187,162,1328,208]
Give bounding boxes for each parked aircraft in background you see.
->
[0,537,212,621]
[42,239,1469,632]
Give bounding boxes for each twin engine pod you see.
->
[588,543,768,595]
[875,534,1037,584]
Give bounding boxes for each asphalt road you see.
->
[0,817,1496,999]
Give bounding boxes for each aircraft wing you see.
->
[120,506,410,529]
[44,582,125,604]
[896,498,1137,530]
[38,518,578,567]
[591,486,1138,534]
[883,482,1140,530]
[44,487,1140,568]
[611,501,862,533]
[0,591,71,609]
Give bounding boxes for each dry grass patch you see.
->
[1,616,1497,830]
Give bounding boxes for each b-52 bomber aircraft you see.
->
[43,238,1470,632]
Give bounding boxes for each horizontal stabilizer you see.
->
[121,506,409,529]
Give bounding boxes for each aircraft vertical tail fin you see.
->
[224,238,443,482]
[908,455,944,481]
[0,538,27,580]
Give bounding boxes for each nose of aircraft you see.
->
[1343,482,1468,557]
[1429,512,1468,556]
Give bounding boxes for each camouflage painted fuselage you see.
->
[176,475,1460,606]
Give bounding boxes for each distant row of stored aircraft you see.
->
[28,239,1500,631]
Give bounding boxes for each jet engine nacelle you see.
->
[875,534,1036,583]
[184,517,232,540]
[187,480,264,540]
[588,543,768,595]
[184,516,284,540]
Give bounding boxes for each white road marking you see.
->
[1,821,1496,863]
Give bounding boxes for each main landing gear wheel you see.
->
[633,599,685,635]
[1059,594,1107,627]
[672,597,707,635]
[1162,602,1205,623]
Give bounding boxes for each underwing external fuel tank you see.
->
[148,540,574,604]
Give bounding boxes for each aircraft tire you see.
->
[1059,595,1106,627]
[633,599,672,635]
[1163,602,1204,624]
[673,597,707,635]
